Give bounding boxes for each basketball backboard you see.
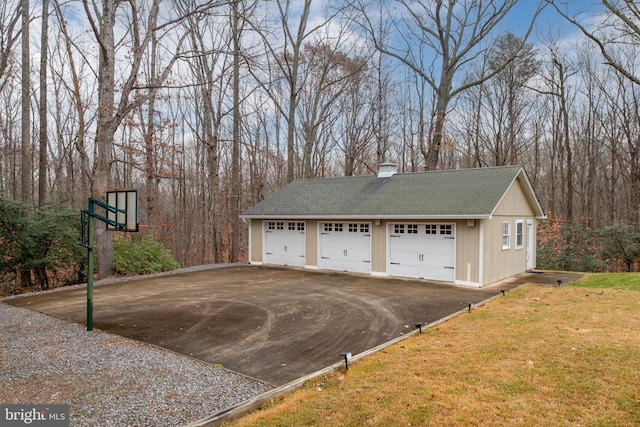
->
[106,190,139,232]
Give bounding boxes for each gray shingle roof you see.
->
[241,166,544,219]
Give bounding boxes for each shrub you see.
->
[537,214,640,273]
[599,223,640,272]
[112,235,180,276]
[0,196,85,293]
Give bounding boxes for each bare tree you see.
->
[178,0,235,264]
[460,33,540,167]
[20,0,30,204]
[355,0,542,169]
[37,0,49,206]
[249,0,344,182]
[81,0,202,277]
[51,0,92,205]
[547,0,640,86]
[0,0,20,93]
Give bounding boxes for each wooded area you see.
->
[1,0,640,287]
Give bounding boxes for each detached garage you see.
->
[241,164,545,287]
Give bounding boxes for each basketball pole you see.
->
[80,192,137,332]
[86,202,95,331]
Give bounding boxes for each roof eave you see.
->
[239,214,492,220]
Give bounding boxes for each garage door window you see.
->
[360,224,369,233]
[440,225,453,235]
[425,224,437,234]
[268,222,284,230]
[408,224,418,234]
[394,224,405,234]
[297,222,305,231]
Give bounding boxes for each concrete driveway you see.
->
[7,265,571,386]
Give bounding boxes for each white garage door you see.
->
[264,221,306,267]
[320,222,371,274]
[388,223,455,281]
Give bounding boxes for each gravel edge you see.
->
[0,299,273,426]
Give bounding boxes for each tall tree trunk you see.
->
[230,0,241,262]
[425,88,450,170]
[38,0,49,206]
[21,0,31,204]
[91,0,117,278]
[143,31,159,239]
[53,0,90,201]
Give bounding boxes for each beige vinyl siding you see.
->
[306,220,317,267]
[371,220,387,274]
[483,181,535,285]
[454,219,480,285]
[492,179,536,217]
[250,219,262,263]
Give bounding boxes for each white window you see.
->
[394,224,405,234]
[407,224,418,234]
[516,220,524,249]
[360,224,370,233]
[502,222,511,250]
[324,223,333,232]
[425,224,437,235]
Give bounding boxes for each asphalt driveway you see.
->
[6,265,573,386]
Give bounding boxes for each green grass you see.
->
[227,274,640,426]
[572,272,640,291]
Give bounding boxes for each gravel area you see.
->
[0,302,274,426]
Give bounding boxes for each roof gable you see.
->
[242,166,545,219]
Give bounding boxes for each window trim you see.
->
[502,221,511,250]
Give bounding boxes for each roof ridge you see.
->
[390,165,522,178]
[292,165,523,183]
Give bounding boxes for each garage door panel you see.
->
[264,222,306,267]
[388,223,455,282]
[320,223,371,274]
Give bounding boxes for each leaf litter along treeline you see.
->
[2,0,640,286]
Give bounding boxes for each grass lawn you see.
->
[573,272,640,291]
[227,276,640,426]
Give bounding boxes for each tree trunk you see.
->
[229,0,241,262]
[38,0,49,206]
[21,0,31,204]
[92,0,117,278]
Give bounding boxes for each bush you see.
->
[0,196,85,293]
[113,235,180,276]
[599,223,640,272]
[537,214,639,273]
